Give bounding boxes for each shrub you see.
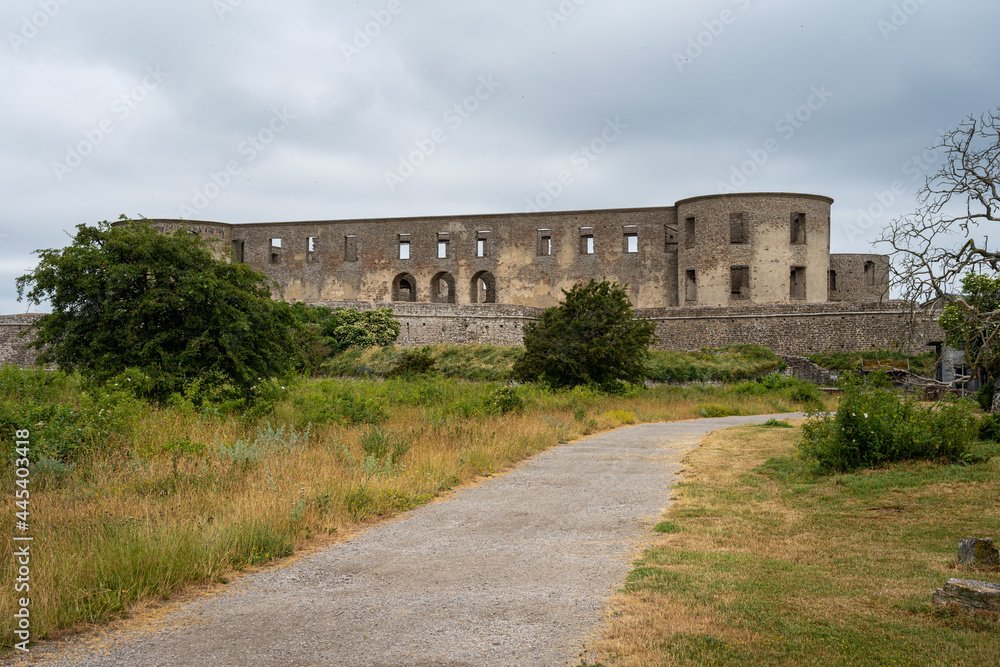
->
[798,371,977,472]
[484,385,524,415]
[979,413,1000,442]
[513,279,656,389]
[358,426,409,465]
[388,347,437,377]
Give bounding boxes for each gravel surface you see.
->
[19,414,801,667]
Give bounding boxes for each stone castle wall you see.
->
[314,300,941,356]
[0,315,43,367]
[1,302,939,368]
[137,192,889,312]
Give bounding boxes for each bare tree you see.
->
[876,107,1000,401]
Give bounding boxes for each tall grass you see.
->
[320,343,786,383]
[0,367,830,651]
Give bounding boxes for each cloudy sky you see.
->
[2,0,998,313]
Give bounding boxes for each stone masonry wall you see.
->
[0,303,939,368]
[312,300,941,356]
[0,315,44,367]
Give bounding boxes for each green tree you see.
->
[16,218,300,402]
[288,303,400,357]
[513,279,656,389]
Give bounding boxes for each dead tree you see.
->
[875,107,1000,407]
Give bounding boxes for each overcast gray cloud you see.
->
[2,0,998,313]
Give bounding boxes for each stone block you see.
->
[932,578,1000,611]
[958,538,1000,568]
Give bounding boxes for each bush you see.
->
[513,279,656,389]
[979,413,1000,442]
[388,348,437,377]
[798,371,977,472]
[484,385,524,415]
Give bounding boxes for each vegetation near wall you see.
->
[798,371,978,472]
[322,343,786,384]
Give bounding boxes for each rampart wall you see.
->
[0,315,43,367]
[313,300,941,356]
[1,302,939,368]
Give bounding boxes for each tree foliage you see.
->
[16,218,300,401]
[876,107,1000,386]
[513,279,656,389]
[938,273,1000,380]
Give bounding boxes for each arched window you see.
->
[392,273,417,302]
[471,271,496,304]
[431,272,456,304]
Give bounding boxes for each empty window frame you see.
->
[537,229,553,256]
[623,226,638,253]
[730,212,747,244]
[828,269,838,292]
[476,231,490,258]
[437,232,450,259]
[231,240,245,263]
[344,235,358,262]
[269,238,282,263]
[431,272,456,304]
[664,224,678,250]
[685,269,697,303]
[790,266,806,300]
[471,271,496,303]
[730,266,750,300]
[864,260,876,286]
[307,236,318,262]
[790,212,807,244]
[580,227,595,255]
[392,273,417,302]
[398,234,411,260]
[684,217,696,248]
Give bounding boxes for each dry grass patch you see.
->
[585,421,1000,666]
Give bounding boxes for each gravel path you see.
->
[22,414,801,667]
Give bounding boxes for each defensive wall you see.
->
[0,314,43,367]
[311,300,942,356]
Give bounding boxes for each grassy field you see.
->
[0,362,828,653]
[323,343,786,383]
[584,421,1000,666]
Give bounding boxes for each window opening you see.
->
[864,261,875,286]
[431,272,456,304]
[344,235,358,262]
[790,213,807,244]
[685,217,696,248]
[270,238,282,263]
[790,266,806,300]
[471,271,497,303]
[730,212,747,244]
[392,273,417,302]
[730,266,749,300]
[685,269,697,303]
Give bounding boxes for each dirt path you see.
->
[21,414,801,667]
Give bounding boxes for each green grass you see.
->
[321,343,787,384]
[588,423,1000,666]
[807,349,936,377]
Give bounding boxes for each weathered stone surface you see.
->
[932,578,1000,611]
[958,538,1000,568]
